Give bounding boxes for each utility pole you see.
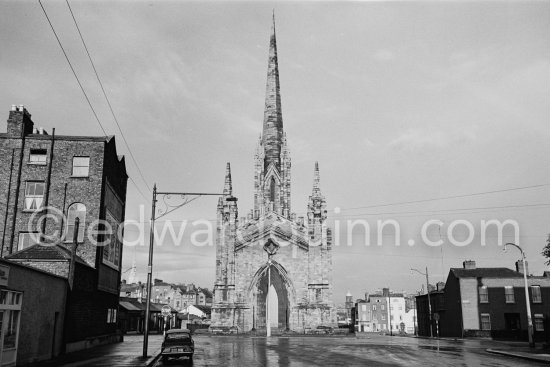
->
[388,291,393,336]
[142,185,234,357]
[504,243,534,348]
[411,267,433,338]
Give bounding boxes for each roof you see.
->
[0,132,114,143]
[194,305,212,314]
[450,267,523,279]
[119,301,143,312]
[6,243,89,266]
[119,297,147,311]
[120,283,143,293]
[200,288,213,298]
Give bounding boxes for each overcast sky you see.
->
[2,1,550,304]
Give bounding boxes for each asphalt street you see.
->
[154,334,544,366]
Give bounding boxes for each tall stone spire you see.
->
[262,12,284,172]
[312,161,321,195]
[223,162,232,196]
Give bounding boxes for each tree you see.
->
[542,234,550,265]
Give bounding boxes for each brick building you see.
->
[211,17,336,331]
[0,105,128,351]
[354,288,410,333]
[417,260,550,341]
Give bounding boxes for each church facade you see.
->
[211,17,336,332]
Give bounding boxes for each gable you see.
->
[235,212,308,251]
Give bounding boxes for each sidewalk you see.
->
[27,334,163,367]
[487,347,550,364]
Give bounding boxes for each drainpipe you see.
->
[8,130,27,254]
[41,128,55,240]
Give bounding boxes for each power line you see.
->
[334,203,550,218]
[129,176,149,202]
[65,0,152,194]
[38,0,108,136]
[340,183,550,211]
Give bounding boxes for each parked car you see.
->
[161,329,194,362]
[316,326,334,334]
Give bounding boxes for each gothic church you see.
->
[211,16,336,332]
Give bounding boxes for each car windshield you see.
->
[166,333,191,340]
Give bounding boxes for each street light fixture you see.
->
[142,184,236,358]
[503,242,534,348]
[411,267,433,338]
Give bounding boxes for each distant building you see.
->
[416,260,550,340]
[355,288,414,333]
[345,291,354,324]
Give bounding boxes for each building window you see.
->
[381,304,385,310]
[373,305,376,311]
[479,286,489,303]
[18,232,39,251]
[315,288,322,302]
[29,148,47,164]
[102,211,121,269]
[381,314,386,321]
[72,156,90,177]
[66,203,86,243]
[361,304,367,312]
[534,314,544,331]
[107,308,117,323]
[504,286,515,303]
[3,310,20,349]
[531,286,542,303]
[270,177,276,202]
[481,313,491,331]
[24,181,45,210]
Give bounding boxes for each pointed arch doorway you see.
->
[253,262,291,332]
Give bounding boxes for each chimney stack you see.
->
[515,260,529,275]
[7,104,34,137]
[463,260,476,270]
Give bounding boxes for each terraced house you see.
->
[0,105,127,358]
[417,260,550,340]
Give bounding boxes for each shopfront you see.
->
[0,269,23,367]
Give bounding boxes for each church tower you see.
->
[212,14,336,332]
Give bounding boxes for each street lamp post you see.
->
[411,267,432,338]
[263,240,278,337]
[388,291,393,336]
[504,242,534,348]
[267,257,272,337]
[142,184,234,357]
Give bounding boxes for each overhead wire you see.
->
[340,183,550,211]
[39,0,149,202]
[65,0,152,194]
[38,0,108,136]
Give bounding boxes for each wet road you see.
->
[154,334,544,366]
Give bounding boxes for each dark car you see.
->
[316,325,334,335]
[161,329,194,362]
